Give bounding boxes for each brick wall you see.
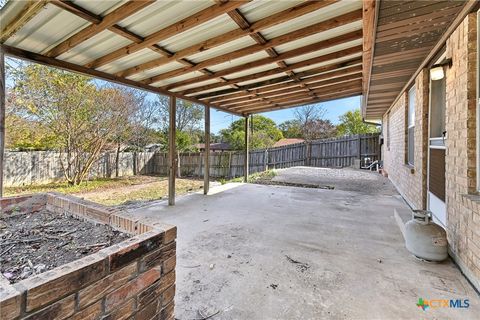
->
[382,68,429,210]
[444,13,480,290]
[0,194,177,320]
[382,13,480,290]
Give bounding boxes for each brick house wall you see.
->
[382,68,429,210]
[382,13,479,290]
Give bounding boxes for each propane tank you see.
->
[405,210,448,261]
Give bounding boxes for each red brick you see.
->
[105,267,161,311]
[24,294,75,320]
[102,298,136,320]
[160,301,174,320]
[139,241,176,272]
[25,256,108,311]
[0,287,23,319]
[78,262,137,309]
[71,300,103,320]
[161,284,175,307]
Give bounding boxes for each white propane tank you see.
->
[405,210,448,261]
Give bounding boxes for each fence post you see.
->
[264,148,268,171]
[357,135,362,167]
[305,142,311,166]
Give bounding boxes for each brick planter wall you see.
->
[0,193,176,320]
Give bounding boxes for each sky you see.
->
[209,95,361,134]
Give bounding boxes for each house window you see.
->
[386,112,390,150]
[407,86,416,165]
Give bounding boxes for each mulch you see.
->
[0,210,130,284]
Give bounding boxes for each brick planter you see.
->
[0,193,176,320]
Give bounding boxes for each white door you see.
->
[428,65,447,228]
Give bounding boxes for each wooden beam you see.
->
[0,44,242,116]
[231,80,362,111]
[85,1,249,69]
[50,0,173,57]
[385,0,479,116]
[168,96,176,206]
[205,66,363,105]
[221,72,363,107]
[244,116,249,182]
[0,47,5,197]
[115,0,339,78]
[156,40,362,90]
[193,57,362,102]
[361,0,378,118]
[181,56,362,97]
[204,105,210,195]
[146,24,363,84]
[0,0,47,43]
[45,1,154,57]
[239,90,362,115]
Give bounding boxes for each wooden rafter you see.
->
[45,1,155,57]
[115,0,338,78]
[219,71,363,107]
[50,0,173,57]
[228,79,362,110]
[143,10,363,83]
[237,87,362,114]
[150,33,363,87]
[177,55,362,96]
[0,0,47,43]
[84,0,249,69]
[203,65,363,105]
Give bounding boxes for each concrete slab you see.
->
[128,178,479,319]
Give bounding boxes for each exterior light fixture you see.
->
[430,58,452,81]
[430,66,445,80]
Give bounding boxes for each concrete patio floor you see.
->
[128,169,479,320]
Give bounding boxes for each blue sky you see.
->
[209,95,361,134]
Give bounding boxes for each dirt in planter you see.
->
[0,210,130,284]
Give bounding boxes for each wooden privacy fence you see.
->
[3,134,379,186]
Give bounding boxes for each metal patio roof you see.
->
[0,0,476,118]
[0,0,364,116]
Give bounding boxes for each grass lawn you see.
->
[5,175,204,206]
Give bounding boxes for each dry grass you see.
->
[5,175,204,206]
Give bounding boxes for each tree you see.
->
[220,115,283,150]
[10,64,134,185]
[303,119,337,140]
[278,119,302,138]
[156,95,203,132]
[337,109,380,136]
[294,104,326,127]
[291,104,336,140]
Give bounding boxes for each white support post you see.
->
[244,116,249,183]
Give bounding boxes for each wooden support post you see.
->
[0,48,5,197]
[168,96,176,206]
[244,116,249,182]
[203,105,210,195]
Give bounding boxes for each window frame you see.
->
[407,85,416,166]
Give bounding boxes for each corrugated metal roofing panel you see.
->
[187,35,257,64]
[222,62,278,79]
[207,51,270,73]
[58,30,132,66]
[292,53,362,74]
[96,48,162,74]
[73,0,125,16]
[150,70,206,87]
[239,0,303,23]
[185,85,233,96]
[117,0,214,38]
[4,4,88,53]
[171,78,221,92]
[236,73,286,86]
[262,0,362,39]
[158,13,239,53]
[274,21,362,54]
[127,61,186,81]
[283,39,362,65]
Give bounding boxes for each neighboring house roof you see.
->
[273,138,305,148]
[196,142,231,151]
